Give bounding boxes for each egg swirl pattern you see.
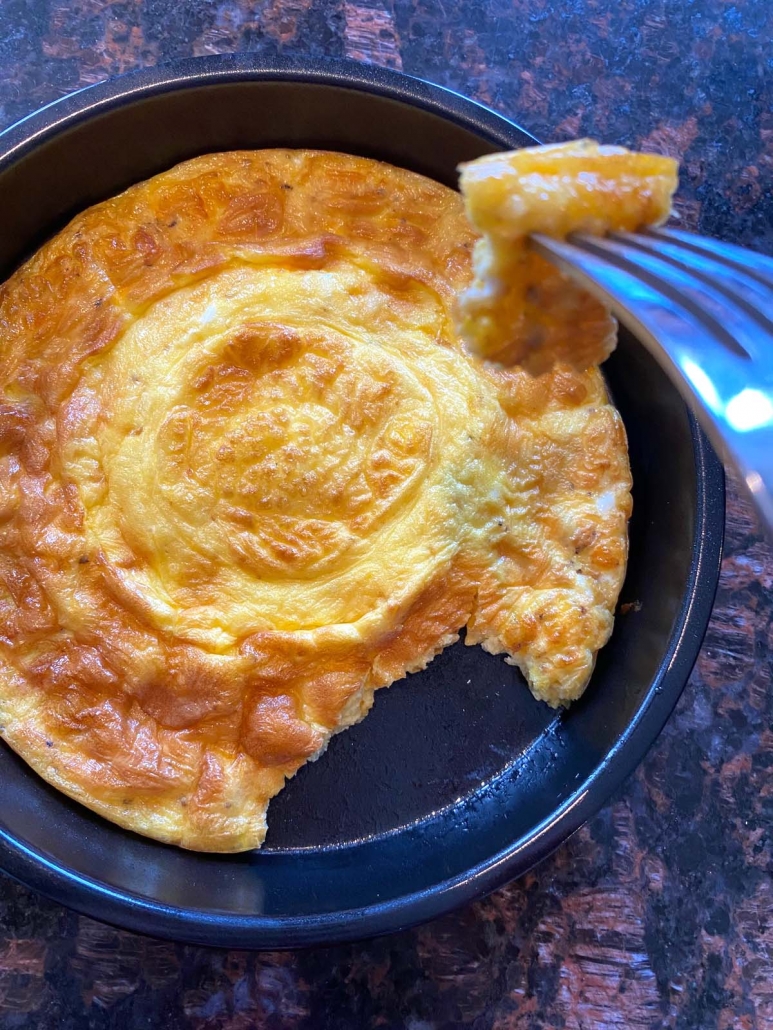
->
[0,151,631,851]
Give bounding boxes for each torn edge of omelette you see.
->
[455,139,679,374]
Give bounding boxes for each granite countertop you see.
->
[0,2,771,1028]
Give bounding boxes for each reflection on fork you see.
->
[531,228,773,534]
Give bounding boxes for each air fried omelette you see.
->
[0,144,674,851]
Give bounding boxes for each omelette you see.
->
[456,140,678,371]
[0,145,672,852]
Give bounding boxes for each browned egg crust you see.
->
[0,150,631,851]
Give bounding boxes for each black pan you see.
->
[0,55,724,948]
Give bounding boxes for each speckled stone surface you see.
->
[0,2,771,1027]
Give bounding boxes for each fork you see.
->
[531,228,773,534]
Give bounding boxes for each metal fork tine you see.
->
[572,233,769,363]
[609,230,773,330]
[530,232,773,530]
[650,227,773,289]
[531,233,751,385]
